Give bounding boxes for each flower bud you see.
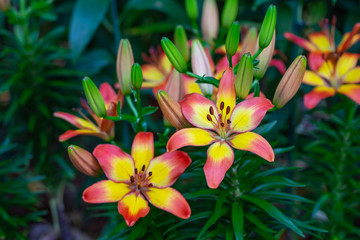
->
[82,77,106,117]
[253,30,275,79]
[225,22,240,57]
[240,27,258,58]
[235,53,253,99]
[161,37,188,73]
[131,63,143,90]
[165,69,184,102]
[191,39,213,96]
[157,90,191,130]
[258,4,277,49]
[185,0,198,21]
[221,0,238,29]
[0,0,10,12]
[116,39,134,95]
[68,145,102,177]
[174,25,190,62]
[273,55,307,108]
[201,0,219,45]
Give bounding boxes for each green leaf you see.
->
[196,207,229,240]
[141,106,158,116]
[241,194,304,237]
[213,189,230,222]
[231,202,243,240]
[254,121,277,135]
[273,146,294,155]
[244,212,275,233]
[69,0,110,56]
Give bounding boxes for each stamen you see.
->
[226,106,230,114]
[148,183,153,187]
[207,114,212,121]
[134,168,138,174]
[149,172,152,177]
[137,184,141,190]
[220,102,224,111]
[227,119,231,124]
[142,165,145,171]
[221,123,225,127]
[130,176,134,182]
[209,106,214,115]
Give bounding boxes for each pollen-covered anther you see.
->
[137,184,141,190]
[227,119,231,124]
[207,114,212,121]
[220,101,224,111]
[209,106,214,115]
[148,183,153,187]
[142,165,145,171]
[130,176,135,182]
[148,171,152,177]
[134,168,138,174]
[226,106,230,114]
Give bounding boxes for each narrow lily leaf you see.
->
[231,202,244,240]
[311,193,330,218]
[196,208,229,240]
[252,166,299,178]
[184,189,221,199]
[254,191,314,204]
[226,225,234,240]
[253,121,277,135]
[213,189,230,222]
[291,219,328,233]
[273,146,294,155]
[252,228,277,240]
[244,212,275,233]
[141,106,158,116]
[164,211,212,235]
[241,194,304,237]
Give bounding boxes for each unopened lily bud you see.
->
[221,0,238,29]
[235,53,253,99]
[68,145,102,177]
[201,0,219,45]
[157,90,191,130]
[161,37,188,73]
[253,30,275,79]
[165,69,184,102]
[273,55,307,108]
[174,25,190,62]
[116,39,134,95]
[225,22,240,57]
[258,5,277,49]
[131,63,143,90]
[0,0,10,12]
[185,0,198,21]
[82,77,106,117]
[240,27,258,58]
[191,39,213,96]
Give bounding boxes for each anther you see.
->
[137,184,141,190]
[207,114,212,121]
[142,165,145,171]
[226,106,230,114]
[209,106,214,115]
[221,123,225,127]
[130,176,134,182]
[220,102,224,110]
[148,183,153,187]
[227,119,231,124]
[149,172,152,177]
[134,168,138,174]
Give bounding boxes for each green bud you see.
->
[235,53,253,99]
[185,0,198,20]
[221,0,238,28]
[253,30,275,79]
[174,25,190,62]
[225,21,240,57]
[116,39,134,95]
[258,4,277,49]
[131,63,143,90]
[161,37,188,73]
[82,77,106,117]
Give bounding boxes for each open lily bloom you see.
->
[285,21,360,54]
[303,53,360,109]
[167,68,274,189]
[54,82,122,142]
[83,132,191,226]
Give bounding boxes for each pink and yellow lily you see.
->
[303,53,360,109]
[83,132,191,226]
[54,82,123,142]
[167,68,274,189]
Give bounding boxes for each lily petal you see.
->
[337,84,360,104]
[308,52,325,71]
[303,86,336,109]
[317,60,334,80]
[160,51,172,74]
[131,132,154,171]
[83,180,131,203]
[144,187,191,219]
[99,82,117,108]
[54,112,98,131]
[269,59,286,74]
[228,132,274,162]
[180,93,219,130]
[308,32,332,52]
[183,75,202,95]
[167,128,216,152]
[93,144,134,183]
[58,129,105,142]
[230,97,274,133]
[284,32,318,51]
[216,68,236,112]
[204,141,234,189]
[146,151,191,188]
[142,64,165,83]
[343,67,360,83]
[303,71,327,86]
[335,53,360,79]
[118,192,150,227]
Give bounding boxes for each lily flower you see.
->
[54,82,122,142]
[83,132,191,226]
[302,53,360,109]
[167,68,274,189]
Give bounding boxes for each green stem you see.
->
[252,47,263,60]
[185,71,202,79]
[50,197,60,234]
[227,54,233,68]
[125,95,138,117]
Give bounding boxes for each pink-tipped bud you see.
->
[157,90,191,130]
[116,39,134,95]
[273,55,307,108]
[165,69,184,102]
[68,145,102,177]
[253,30,276,79]
[240,27,258,58]
[201,0,219,45]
